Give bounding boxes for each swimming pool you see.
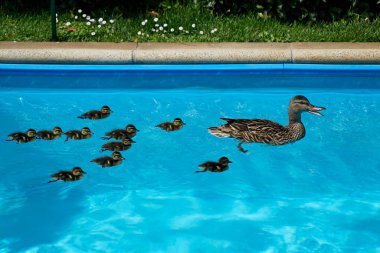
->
[1,64,380,252]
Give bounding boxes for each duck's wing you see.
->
[198,161,218,169]
[37,130,52,139]
[156,122,171,130]
[91,156,109,163]
[215,118,288,144]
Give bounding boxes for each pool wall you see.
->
[1,42,380,64]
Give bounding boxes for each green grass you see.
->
[1,6,380,42]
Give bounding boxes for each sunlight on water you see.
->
[0,84,380,252]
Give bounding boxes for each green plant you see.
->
[57,9,119,41]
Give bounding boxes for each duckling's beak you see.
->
[307,105,326,116]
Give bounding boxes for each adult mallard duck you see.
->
[208,95,325,153]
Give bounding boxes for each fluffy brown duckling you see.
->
[101,124,139,140]
[37,126,63,140]
[208,95,326,153]
[196,157,232,173]
[6,129,37,143]
[156,118,185,131]
[91,151,125,168]
[64,127,93,142]
[48,167,86,183]
[101,137,135,152]
[77,105,112,120]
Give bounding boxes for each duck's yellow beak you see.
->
[307,105,326,116]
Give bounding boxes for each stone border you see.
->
[1,42,380,64]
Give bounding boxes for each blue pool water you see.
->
[0,64,380,252]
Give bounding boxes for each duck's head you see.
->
[53,126,63,135]
[27,129,37,137]
[81,127,92,136]
[112,151,125,160]
[173,118,185,127]
[290,95,326,116]
[101,105,112,114]
[122,137,136,145]
[219,156,232,165]
[72,167,86,176]
[126,124,139,133]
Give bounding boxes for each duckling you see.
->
[196,157,232,173]
[101,137,135,152]
[48,167,86,183]
[101,124,139,140]
[77,105,112,120]
[156,118,185,131]
[91,151,125,168]
[37,126,63,140]
[208,95,326,153]
[64,127,93,142]
[6,129,37,143]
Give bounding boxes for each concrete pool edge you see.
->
[1,42,380,64]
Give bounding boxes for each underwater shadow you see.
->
[0,185,86,252]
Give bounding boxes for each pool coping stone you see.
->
[1,42,380,64]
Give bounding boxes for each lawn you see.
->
[1,5,380,42]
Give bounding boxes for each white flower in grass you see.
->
[91,32,96,36]
[86,22,91,26]
[211,28,218,34]
[186,31,189,34]
[90,19,95,22]
[170,28,174,32]
[86,16,91,20]
[159,26,163,31]
[155,24,159,27]
[78,9,82,13]
[65,22,71,26]
[74,16,78,19]
[141,21,146,26]
[98,25,102,28]
[98,18,103,22]
[153,17,159,22]
[179,26,183,31]
[56,18,58,22]
[152,28,156,32]
[191,24,196,28]
[102,20,106,25]
[199,31,204,35]
[137,31,142,35]
[110,19,115,24]
[163,23,168,27]
[82,14,86,18]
